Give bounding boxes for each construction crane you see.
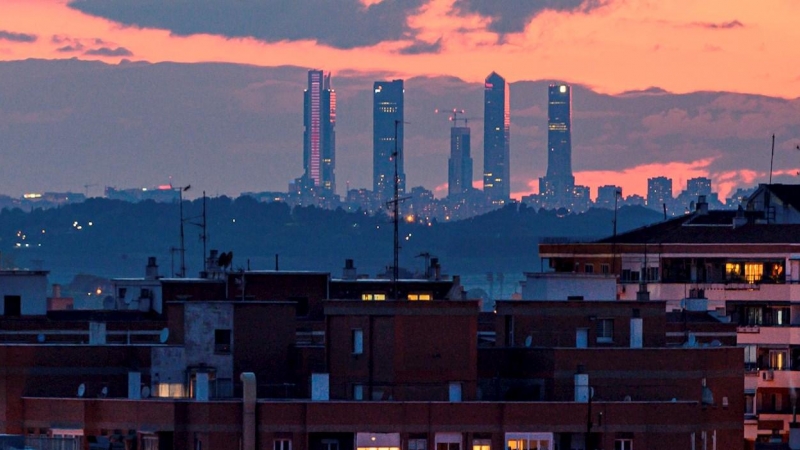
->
[434,108,480,127]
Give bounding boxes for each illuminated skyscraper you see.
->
[647,176,673,210]
[539,83,574,208]
[373,80,405,201]
[303,70,336,195]
[483,72,510,203]
[448,126,472,197]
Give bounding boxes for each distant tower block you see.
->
[483,72,510,204]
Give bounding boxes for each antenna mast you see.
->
[385,120,409,300]
[770,134,775,184]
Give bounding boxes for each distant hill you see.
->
[0,198,663,284]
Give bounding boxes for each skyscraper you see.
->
[483,72,510,204]
[647,176,673,210]
[373,80,405,201]
[448,126,472,197]
[539,84,575,208]
[303,70,336,195]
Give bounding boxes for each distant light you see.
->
[41,229,45,234]
[76,226,82,230]
[96,288,102,295]
[23,193,42,199]
[559,85,567,93]
[88,222,93,226]
[232,219,236,223]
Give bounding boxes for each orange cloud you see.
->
[1,0,800,98]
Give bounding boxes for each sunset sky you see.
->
[1,0,799,200]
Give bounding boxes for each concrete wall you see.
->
[184,302,234,381]
[0,272,48,316]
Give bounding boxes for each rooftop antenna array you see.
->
[386,120,410,300]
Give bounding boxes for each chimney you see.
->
[696,195,708,215]
[241,373,256,450]
[343,259,357,280]
[630,309,643,348]
[145,257,159,280]
[574,365,590,403]
[52,284,62,298]
[431,258,441,281]
[733,205,747,228]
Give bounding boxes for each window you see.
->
[362,293,386,301]
[644,267,659,281]
[274,439,291,450]
[408,293,432,301]
[601,264,610,275]
[214,329,231,354]
[118,288,127,299]
[472,440,490,450]
[290,297,309,317]
[745,263,764,283]
[597,319,614,343]
[614,439,632,450]
[322,440,339,450]
[506,433,552,450]
[744,345,757,370]
[3,295,21,317]
[584,264,594,274]
[770,350,788,370]
[409,439,426,450]
[352,329,364,355]
[353,384,364,400]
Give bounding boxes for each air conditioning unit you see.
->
[763,369,775,381]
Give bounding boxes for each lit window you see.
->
[472,440,490,450]
[362,293,386,301]
[156,383,185,398]
[408,293,432,301]
[745,263,764,283]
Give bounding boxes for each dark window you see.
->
[597,319,614,343]
[4,296,21,316]
[291,297,309,317]
[274,439,291,450]
[214,329,231,353]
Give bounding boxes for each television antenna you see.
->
[386,120,411,300]
[185,191,208,273]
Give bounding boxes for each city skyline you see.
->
[1,3,799,202]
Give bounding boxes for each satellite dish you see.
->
[524,335,532,347]
[159,328,169,344]
[687,333,697,347]
[77,383,86,398]
[711,339,722,347]
[623,395,632,402]
[37,333,45,343]
[672,398,677,402]
[100,386,108,398]
[141,386,151,398]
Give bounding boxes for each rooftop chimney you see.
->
[145,257,159,280]
[733,205,747,228]
[343,259,357,280]
[696,195,708,215]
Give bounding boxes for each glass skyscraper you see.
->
[303,70,336,195]
[373,80,405,201]
[539,83,574,208]
[448,126,472,197]
[483,72,510,204]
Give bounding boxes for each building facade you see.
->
[303,70,336,195]
[448,126,472,197]
[483,72,510,204]
[539,84,575,210]
[373,80,405,202]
